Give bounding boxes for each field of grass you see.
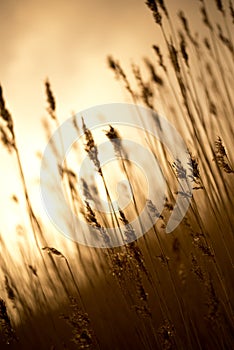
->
[0,0,233,349]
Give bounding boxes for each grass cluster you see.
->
[0,0,233,349]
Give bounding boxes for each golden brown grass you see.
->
[0,0,233,349]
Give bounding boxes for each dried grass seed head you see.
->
[82,117,101,173]
[169,42,180,73]
[45,79,56,119]
[153,45,167,72]
[157,0,169,18]
[145,0,162,25]
[179,32,189,67]
[105,125,123,156]
[0,85,14,146]
[200,6,213,30]
[230,0,234,23]
[215,0,224,14]
[144,58,164,86]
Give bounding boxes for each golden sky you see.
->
[0,0,202,135]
